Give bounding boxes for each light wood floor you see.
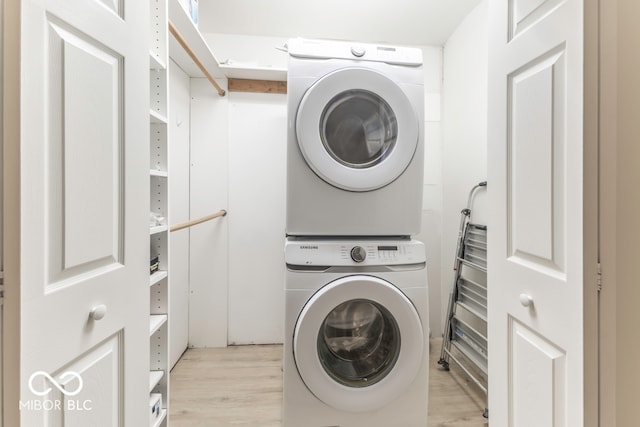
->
[170,338,488,427]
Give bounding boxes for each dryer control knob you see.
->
[351,45,366,57]
[350,246,367,263]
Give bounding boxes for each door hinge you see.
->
[596,263,602,292]
[0,271,4,305]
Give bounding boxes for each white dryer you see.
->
[283,238,429,427]
[286,38,425,237]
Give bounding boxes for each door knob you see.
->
[519,294,533,308]
[89,304,107,320]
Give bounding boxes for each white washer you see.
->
[286,38,425,237]
[283,238,429,427]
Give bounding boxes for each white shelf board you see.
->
[150,109,168,124]
[168,0,224,79]
[150,408,167,427]
[149,314,168,336]
[150,270,168,287]
[150,169,168,178]
[167,0,288,83]
[149,370,165,392]
[150,225,168,235]
[219,64,287,82]
[149,52,167,71]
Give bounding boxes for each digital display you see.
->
[378,245,398,251]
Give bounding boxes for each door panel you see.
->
[510,0,565,40]
[47,17,124,286]
[59,24,122,271]
[510,318,566,427]
[43,333,123,427]
[508,46,566,275]
[488,0,584,424]
[96,0,123,17]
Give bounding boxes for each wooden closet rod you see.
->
[170,209,227,232]
[168,20,226,97]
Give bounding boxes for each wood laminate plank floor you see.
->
[170,338,488,426]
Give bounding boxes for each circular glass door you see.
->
[318,299,400,387]
[320,90,398,169]
[293,275,424,412]
[296,68,419,192]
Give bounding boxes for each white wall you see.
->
[188,78,230,348]
[415,46,444,336]
[200,0,481,47]
[168,60,191,364]
[226,92,287,345]
[204,33,288,70]
[440,0,489,334]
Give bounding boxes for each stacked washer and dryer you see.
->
[283,38,429,427]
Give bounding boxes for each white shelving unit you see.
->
[149,0,170,425]
[218,63,287,81]
[148,0,226,421]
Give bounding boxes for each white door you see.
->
[488,0,586,425]
[4,0,149,425]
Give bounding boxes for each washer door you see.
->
[293,275,424,412]
[296,68,419,192]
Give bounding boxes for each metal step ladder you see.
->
[438,181,488,419]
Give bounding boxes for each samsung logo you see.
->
[299,245,319,250]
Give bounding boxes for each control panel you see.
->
[285,239,426,267]
[287,38,423,67]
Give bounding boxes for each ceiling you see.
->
[198,0,482,47]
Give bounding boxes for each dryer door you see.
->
[293,275,424,412]
[296,68,419,192]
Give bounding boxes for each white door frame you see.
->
[583,1,599,427]
[0,0,4,424]
[3,0,20,424]
[583,0,602,427]
[597,0,640,425]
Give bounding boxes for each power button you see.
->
[351,45,366,57]
[350,246,367,263]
